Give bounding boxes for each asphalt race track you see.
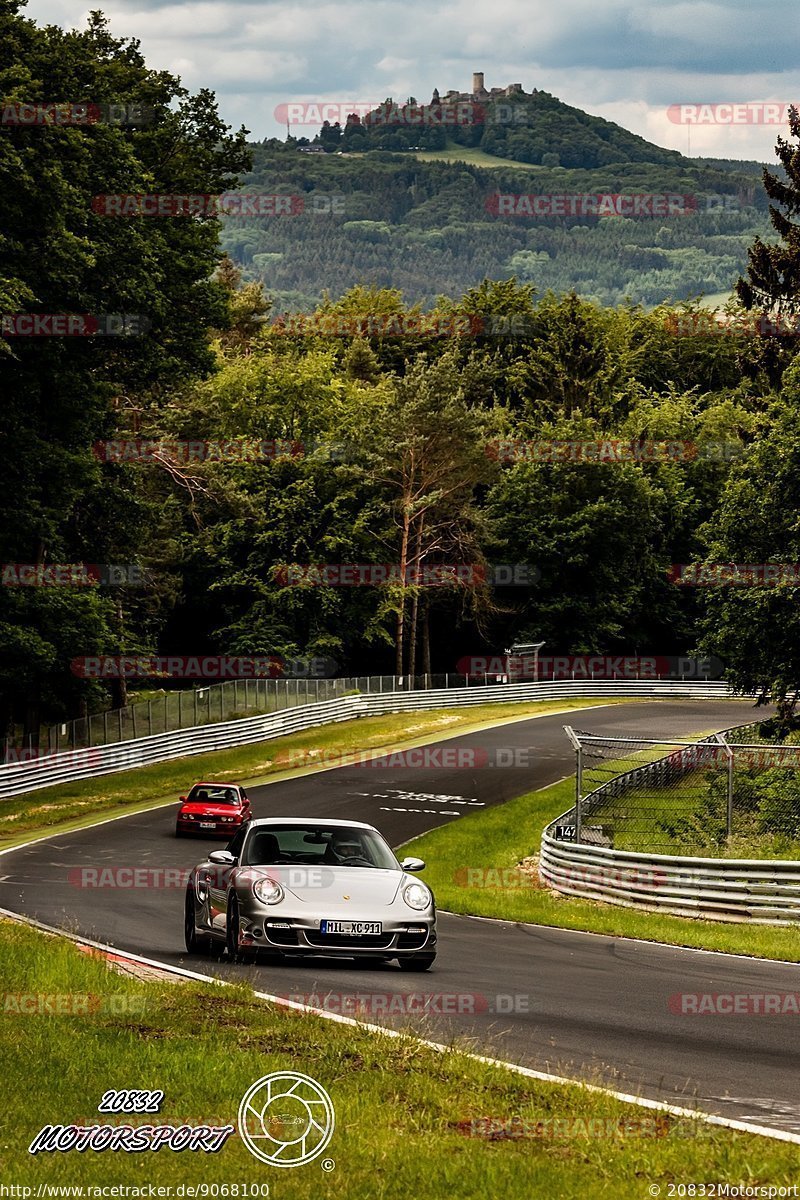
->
[3,699,800,1135]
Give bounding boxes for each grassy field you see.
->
[0,918,797,1197]
[0,698,622,851]
[404,775,800,961]
[410,145,548,171]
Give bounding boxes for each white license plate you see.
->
[199,822,216,829]
[320,920,381,936]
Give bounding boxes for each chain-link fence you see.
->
[2,671,512,763]
[559,721,800,856]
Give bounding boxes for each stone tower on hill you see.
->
[439,73,529,104]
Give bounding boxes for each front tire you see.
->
[397,954,436,972]
[184,886,213,954]
[226,894,255,962]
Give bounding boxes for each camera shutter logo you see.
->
[238,1072,334,1166]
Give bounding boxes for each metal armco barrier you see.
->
[539,834,800,924]
[540,717,800,924]
[0,679,735,799]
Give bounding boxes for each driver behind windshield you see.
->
[325,834,365,863]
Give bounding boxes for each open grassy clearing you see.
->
[0,919,796,1197]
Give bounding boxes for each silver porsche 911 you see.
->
[184,817,437,971]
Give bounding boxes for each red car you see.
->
[176,782,252,838]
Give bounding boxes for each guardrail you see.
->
[539,718,800,924]
[539,835,800,923]
[0,679,735,799]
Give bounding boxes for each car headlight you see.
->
[253,877,284,905]
[182,813,193,820]
[403,881,431,911]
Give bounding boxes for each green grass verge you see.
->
[0,699,622,851]
[0,919,796,1197]
[404,776,800,962]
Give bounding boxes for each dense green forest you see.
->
[5,0,800,742]
[222,141,772,308]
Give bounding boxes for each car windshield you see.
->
[242,824,398,869]
[188,786,238,806]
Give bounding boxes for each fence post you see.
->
[717,733,734,839]
[575,744,583,843]
[564,726,582,843]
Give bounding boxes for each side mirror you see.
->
[179,796,187,803]
[400,857,425,872]
[209,850,235,865]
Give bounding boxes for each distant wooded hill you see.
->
[221,88,775,307]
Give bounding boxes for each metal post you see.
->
[103,710,108,745]
[575,745,583,843]
[564,726,582,842]
[118,708,122,743]
[713,732,734,838]
[148,699,152,737]
[131,704,137,740]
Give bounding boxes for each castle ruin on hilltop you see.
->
[430,72,537,105]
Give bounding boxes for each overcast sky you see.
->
[29,0,799,159]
